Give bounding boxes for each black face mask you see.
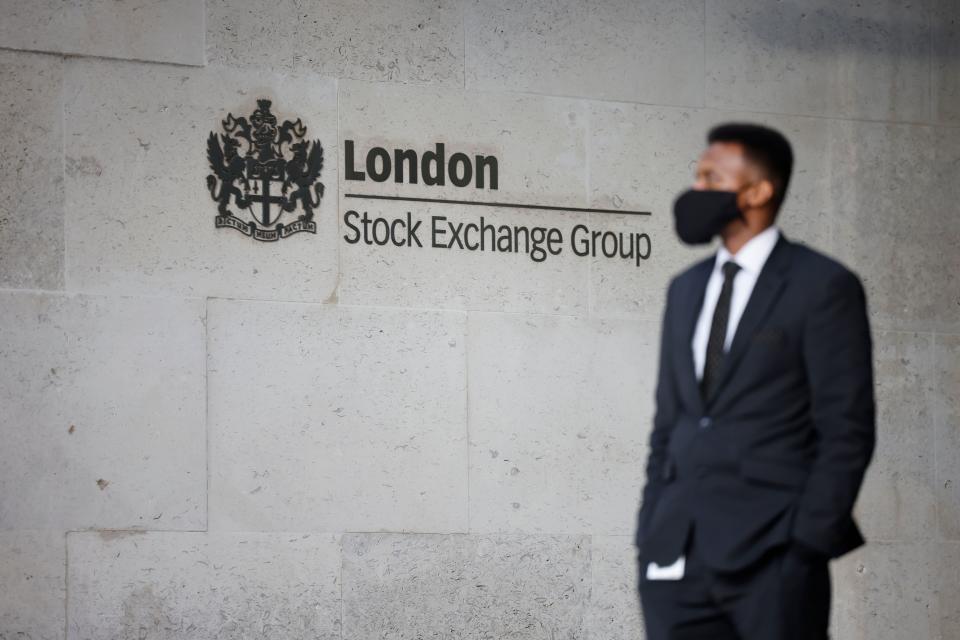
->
[672,188,744,245]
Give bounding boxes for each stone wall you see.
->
[0,1,957,638]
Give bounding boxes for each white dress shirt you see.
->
[692,224,781,381]
[646,224,781,582]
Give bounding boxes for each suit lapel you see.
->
[704,232,793,409]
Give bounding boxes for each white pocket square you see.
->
[645,554,686,580]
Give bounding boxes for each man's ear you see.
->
[744,178,775,210]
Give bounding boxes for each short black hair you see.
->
[707,122,794,215]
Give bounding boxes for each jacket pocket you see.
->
[739,457,808,489]
[750,326,787,347]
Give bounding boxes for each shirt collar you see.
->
[715,224,780,276]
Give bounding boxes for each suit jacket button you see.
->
[699,416,712,429]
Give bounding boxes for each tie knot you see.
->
[721,260,741,280]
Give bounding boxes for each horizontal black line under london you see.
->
[343,193,651,216]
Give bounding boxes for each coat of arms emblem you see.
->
[206,98,324,241]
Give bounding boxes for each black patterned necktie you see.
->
[700,260,742,403]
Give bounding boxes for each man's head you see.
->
[694,123,794,225]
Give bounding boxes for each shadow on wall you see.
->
[736,1,956,59]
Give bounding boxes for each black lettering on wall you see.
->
[344,140,366,181]
[367,147,391,182]
[343,140,500,190]
[475,154,497,190]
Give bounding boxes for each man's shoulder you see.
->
[667,253,714,295]
[785,238,864,290]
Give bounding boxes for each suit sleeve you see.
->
[791,267,876,557]
[635,278,681,549]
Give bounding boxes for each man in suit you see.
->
[635,123,876,640]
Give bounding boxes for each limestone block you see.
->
[0,530,65,640]
[0,0,204,66]
[465,0,704,107]
[467,312,655,536]
[706,1,931,121]
[586,102,709,320]
[63,57,339,302]
[853,331,936,542]
[0,50,64,290]
[934,333,960,540]
[207,0,463,85]
[831,542,940,640]
[933,0,960,124]
[936,542,960,640]
[66,530,341,639]
[207,298,468,533]
[0,291,205,530]
[828,120,960,332]
[337,79,591,313]
[587,535,645,640]
[341,532,590,639]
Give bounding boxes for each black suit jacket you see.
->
[635,230,876,573]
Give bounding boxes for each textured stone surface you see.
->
[831,542,941,640]
[936,542,960,640]
[829,120,960,333]
[63,57,339,302]
[0,2,956,637]
[0,50,64,290]
[467,312,654,535]
[0,291,205,530]
[587,535,644,640]
[853,331,936,542]
[0,530,65,640]
[0,0,205,66]
[933,0,960,124]
[706,1,931,121]
[586,103,710,319]
[207,0,463,85]
[341,532,590,639]
[66,530,341,639]
[934,333,960,540]
[338,80,591,314]
[465,0,704,107]
[207,298,467,533]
